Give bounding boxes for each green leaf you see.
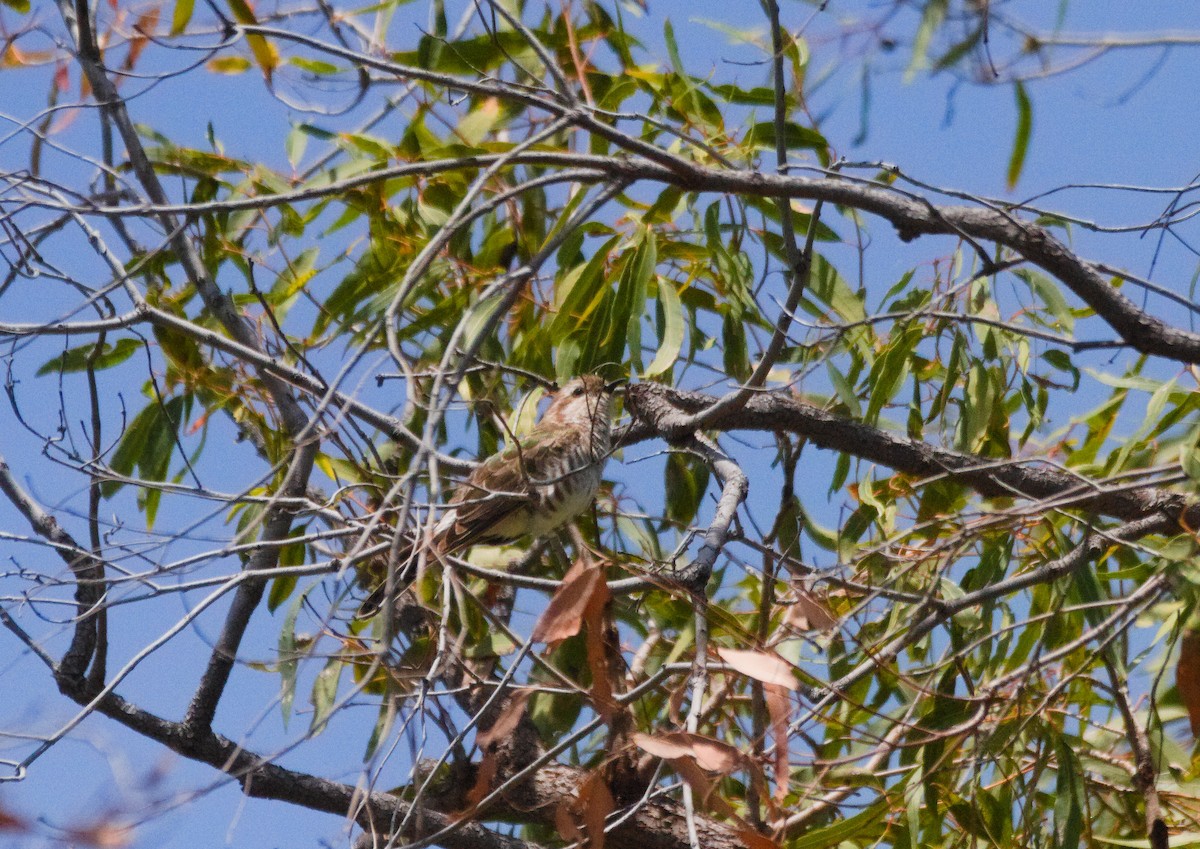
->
[745,121,828,152]
[226,0,278,80]
[906,0,948,81]
[207,56,251,74]
[287,56,340,75]
[102,395,187,501]
[791,796,889,849]
[1007,80,1032,191]
[619,232,656,371]
[1042,349,1080,391]
[460,290,506,354]
[277,584,311,729]
[825,360,862,418]
[664,450,710,525]
[551,237,620,336]
[364,701,395,761]
[284,125,308,170]
[864,327,916,426]
[37,339,140,376]
[644,279,684,377]
[933,25,983,71]
[310,657,343,735]
[1053,735,1084,849]
[1182,438,1200,484]
[1015,269,1073,332]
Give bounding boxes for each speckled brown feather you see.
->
[358,375,618,617]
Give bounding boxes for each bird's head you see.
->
[541,375,624,430]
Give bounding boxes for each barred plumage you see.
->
[359,375,621,617]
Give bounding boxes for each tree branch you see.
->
[622,382,1194,528]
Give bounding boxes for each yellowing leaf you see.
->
[226,0,278,81]
[208,55,251,74]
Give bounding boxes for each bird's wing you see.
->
[438,427,574,552]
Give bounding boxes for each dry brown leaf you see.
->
[765,683,791,805]
[632,730,692,760]
[579,771,614,849]
[1179,629,1200,737]
[784,590,838,632]
[464,750,498,811]
[667,678,688,725]
[632,731,742,773]
[737,828,783,849]
[716,647,798,690]
[555,801,582,844]
[531,559,606,644]
[582,578,616,719]
[689,736,742,773]
[673,757,740,819]
[474,690,530,749]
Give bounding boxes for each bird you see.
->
[358,375,623,618]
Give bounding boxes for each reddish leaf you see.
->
[554,800,582,844]
[125,8,160,70]
[464,750,498,810]
[0,804,28,832]
[737,828,782,849]
[475,691,530,749]
[65,821,135,849]
[716,647,798,690]
[531,559,606,644]
[765,683,791,804]
[582,575,616,719]
[579,771,614,849]
[1178,629,1200,737]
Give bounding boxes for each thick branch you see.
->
[56,0,321,734]
[622,382,1194,528]
[49,675,536,849]
[0,454,102,681]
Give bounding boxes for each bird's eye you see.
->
[572,386,585,397]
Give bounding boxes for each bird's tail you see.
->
[354,537,416,620]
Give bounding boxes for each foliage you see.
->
[1,2,1198,849]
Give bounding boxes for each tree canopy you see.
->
[3,2,1200,848]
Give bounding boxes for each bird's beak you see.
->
[605,378,627,393]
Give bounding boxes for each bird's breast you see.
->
[526,462,603,537]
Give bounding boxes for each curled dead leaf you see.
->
[632,730,742,773]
